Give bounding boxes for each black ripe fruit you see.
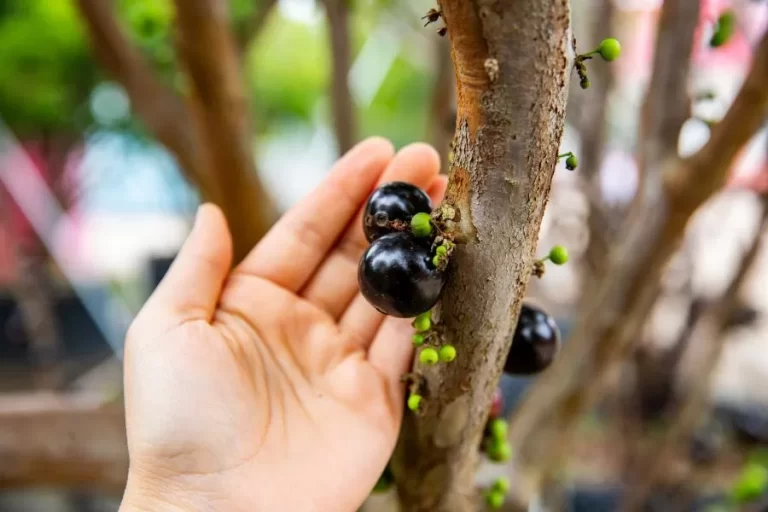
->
[363,182,432,242]
[358,232,446,317]
[504,303,561,375]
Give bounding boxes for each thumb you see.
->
[141,203,233,326]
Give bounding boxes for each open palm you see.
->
[121,138,446,512]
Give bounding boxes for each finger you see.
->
[235,137,394,291]
[138,203,233,327]
[367,317,415,406]
[301,145,444,319]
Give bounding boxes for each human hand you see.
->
[119,138,447,512]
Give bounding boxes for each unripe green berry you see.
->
[439,345,457,362]
[436,245,448,256]
[549,245,569,265]
[565,154,578,170]
[489,418,508,440]
[432,255,442,267]
[411,212,433,237]
[419,347,439,365]
[598,38,621,62]
[412,333,425,346]
[492,476,510,494]
[580,77,591,89]
[485,490,505,509]
[733,463,768,502]
[710,11,735,48]
[487,439,512,462]
[407,394,422,411]
[413,312,431,332]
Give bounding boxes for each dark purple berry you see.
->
[363,182,432,242]
[358,232,446,317]
[503,303,561,375]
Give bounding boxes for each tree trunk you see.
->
[428,40,455,174]
[323,0,356,155]
[391,2,573,511]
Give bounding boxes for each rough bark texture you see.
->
[323,0,356,154]
[391,2,572,511]
[428,41,456,174]
[77,0,277,263]
[0,394,127,494]
[507,25,768,482]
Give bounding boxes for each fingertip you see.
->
[427,175,449,204]
[350,136,395,161]
[396,142,441,175]
[194,202,233,270]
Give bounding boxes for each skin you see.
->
[120,138,447,512]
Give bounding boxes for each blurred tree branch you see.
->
[322,0,357,154]
[75,0,203,180]
[172,0,277,262]
[0,393,127,493]
[427,40,455,174]
[624,195,768,510]
[508,10,768,487]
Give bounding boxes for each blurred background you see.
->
[1,0,768,510]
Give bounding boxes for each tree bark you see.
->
[0,394,127,494]
[507,24,768,483]
[77,0,277,263]
[428,40,456,175]
[323,0,356,155]
[391,2,573,511]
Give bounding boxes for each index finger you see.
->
[234,137,394,291]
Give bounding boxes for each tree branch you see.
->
[0,393,127,493]
[507,26,768,484]
[624,195,768,511]
[322,0,357,154]
[173,0,277,262]
[428,40,455,175]
[75,0,203,184]
[391,1,573,510]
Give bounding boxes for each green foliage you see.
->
[0,0,97,135]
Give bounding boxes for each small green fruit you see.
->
[485,490,505,509]
[487,439,512,462]
[419,347,439,365]
[407,394,422,411]
[432,255,442,267]
[439,345,457,362]
[492,476,510,494]
[580,77,591,89]
[490,418,508,440]
[411,212,433,238]
[549,245,569,265]
[436,245,448,256]
[413,312,432,332]
[565,154,578,170]
[412,333,425,346]
[710,11,735,48]
[732,463,768,502]
[598,38,621,61]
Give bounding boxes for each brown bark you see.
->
[323,0,357,155]
[76,0,277,263]
[0,394,127,494]
[428,41,456,174]
[507,22,768,485]
[172,0,277,262]
[391,2,572,511]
